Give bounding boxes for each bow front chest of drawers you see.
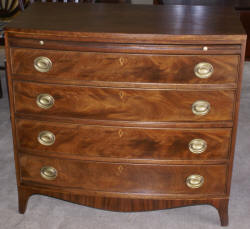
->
[4,2,246,226]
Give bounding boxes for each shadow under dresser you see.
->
[4,2,246,226]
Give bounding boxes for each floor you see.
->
[0,58,249,229]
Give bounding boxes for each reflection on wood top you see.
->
[5,2,246,42]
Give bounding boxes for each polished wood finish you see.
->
[156,0,249,59]
[8,37,242,54]
[18,184,228,219]
[10,48,239,84]
[16,119,232,161]
[160,0,234,7]
[4,3,245,42]
[20,154,227,195]
[4,3,246,226]
[13,81,235,122]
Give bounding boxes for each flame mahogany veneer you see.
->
[4,2,246,226]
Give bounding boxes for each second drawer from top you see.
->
[13,81,235,122]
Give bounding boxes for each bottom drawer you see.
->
[20,154,227,196]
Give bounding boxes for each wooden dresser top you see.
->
[5,3,246,43]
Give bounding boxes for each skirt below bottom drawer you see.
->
[20,154,227,196]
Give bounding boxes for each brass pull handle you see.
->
[38,131,55,146]
[194,62,213,79]
[40,166,57,180]
[192,100,210,116]
[186,174,204,189]
[189,139,207,154]
[34,56,52,72]
[36,94,54,109]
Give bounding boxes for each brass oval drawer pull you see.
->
[189,139,207,154]
[40,166,57,180]
[192,100,210,116]
[38,131,55,146]
[34,56,52,72]
[194,62,213,79]
[36,94,54,109]
[186,174,204,189]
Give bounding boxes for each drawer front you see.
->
[10,48,238,84]
[16,119,231,160]
[20,154,227,195]
[14,81,235,122]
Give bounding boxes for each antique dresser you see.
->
[4,2,246,226]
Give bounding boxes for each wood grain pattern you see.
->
[20,154,227,196]
[4,3,246,44]
[16,118,231,161]
[13,81,235,122]
[14,113,234,128]
[18,185,229,225]
[10,48,239,84]
[4,2,246,226]
[8,37,242,55]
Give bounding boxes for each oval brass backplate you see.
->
[36,94,54,109]
[189,139,207,154]
[38,131,55,146]
[194,62,213,79]
[40,166,57,180]
[192,100,210,116]
[34,56,52,72]
[186,174,204,189]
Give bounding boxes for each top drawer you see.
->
[10,48,239,85]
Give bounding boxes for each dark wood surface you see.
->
[5,3,245,38]
[13,81,235,122]
[4,2,246,226]
[16,119,232,162]
[20,154,227,196]
[10,47,239,85]
[18,184,229,225]
[8,37,242,54]
[159,0,249,9]
[155,0,250,59]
